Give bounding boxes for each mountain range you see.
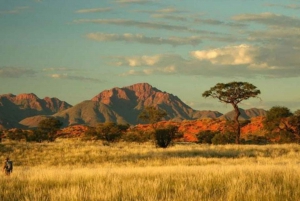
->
[0,93,71,129]
[0,83,266,129]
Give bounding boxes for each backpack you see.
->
[5,161,13,172]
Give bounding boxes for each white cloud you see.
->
[119,69,144,76]
[157,7,179,14]
[230,12,300,74]
[151,13,188,22]
[248,63,278,70]
[191,44,255,65]
[49,74,103,83]
[161,66,176,73]
[0,7,30,15]
[50,74,64,78]
[74,18,217,35]
[75,8,112,13]
[111,43,300,78]
[86,32,202,46]
[43,67,69,71]
[265,3,300,10]
[116,55,161,67]
[113,54,185,67]
[232,12,300,28]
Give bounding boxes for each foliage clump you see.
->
[196,130,218,144]
[121,128,152,143]
[263,106,300,143]
[154,125,181,148]
[84,122,129,143]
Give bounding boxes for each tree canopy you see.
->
[96,122,129,142]
[202,81,261,144]
[138,106,167,129]
[202,82,261,105]
[263,106,300,143]
[37,117,63,141]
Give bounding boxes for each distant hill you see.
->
[20,83,222,127]
[0,93,72,128]
[219,108,267,120]
[1,83,267,129]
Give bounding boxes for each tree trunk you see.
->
[233,104,241,144]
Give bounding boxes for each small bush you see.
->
[154,125,179,148]
[96,122,123,142]
[196,130,219,144]
[82,127,98,141]
[6,129,27,141]
[212,132,235,145]
[26,130,48,142]
[121,130,152,143]
[266,131,297,144]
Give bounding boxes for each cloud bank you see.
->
[86,33,202,46]
[0,67,35,78]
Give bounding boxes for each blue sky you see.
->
[1,0,300,113]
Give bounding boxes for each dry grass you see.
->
[1,140,300,201]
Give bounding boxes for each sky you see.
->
[1,0,300,114]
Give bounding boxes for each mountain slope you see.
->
[16,83,266,128]
[0,93,72,128]
[219,108,267,120]
[91,83,205,122]
[20,83,222,127]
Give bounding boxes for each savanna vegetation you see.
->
[1,84,300,200]
[0,140,300,201]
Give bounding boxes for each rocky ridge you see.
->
[1,83,266,129]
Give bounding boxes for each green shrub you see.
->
[266,131,297,144]
[37,118,63,142]
[154,125,179,148]
[121,130,152,143]
[196,130,219,144]
[96,122,129,142]
[82,127,98,141]
[6,129,27,141]
[212,132,235,145]
[26,129,49,142]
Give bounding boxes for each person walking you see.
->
[3,157,13,176]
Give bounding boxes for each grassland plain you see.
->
[1,139,300,201]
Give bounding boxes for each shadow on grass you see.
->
[124,147,292,161]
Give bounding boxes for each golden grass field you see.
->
[1,139,300,201]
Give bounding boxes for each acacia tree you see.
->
[37,117,63,142]
[138,106,167,130]
[96,122,129,142]
[202,82,261,144]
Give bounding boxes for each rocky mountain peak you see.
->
[126,82,155,93]
[91,83,157,103]
[15,93,39,101]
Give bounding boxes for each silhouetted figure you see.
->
[3,157,13,176]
